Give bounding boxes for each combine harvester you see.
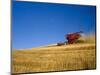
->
[57,31,83,46]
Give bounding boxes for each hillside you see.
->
[12,36,96,74]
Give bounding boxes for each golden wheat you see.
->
[12,35,96,74]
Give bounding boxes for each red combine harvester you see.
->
[66,31,83,44]
[57,31,83,46]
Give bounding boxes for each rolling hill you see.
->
[12,35,96,74]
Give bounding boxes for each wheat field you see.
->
[12,35,96,74]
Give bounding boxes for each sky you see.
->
[12,1,96,49]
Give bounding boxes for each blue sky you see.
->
[12,1,96,49]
